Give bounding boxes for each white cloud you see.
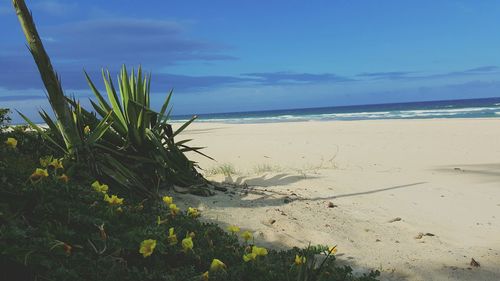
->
[32,0,77,16]
[0,3,10,15]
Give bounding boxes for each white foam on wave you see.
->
[328,111,391,117]
[404,107,499,114]
[397,112,460,118]
[190,115,309,123]
[170,105,500,123]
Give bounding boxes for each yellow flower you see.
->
[167,227,178,245]
[209,259,226,271]
[295,255,306,265]
[169,203,180,216]
[243,252,257,262]
[187,207,200,218]
[58,174,69,183]
[139,239,156,257]
[39,156,52,167]
[328,245,338,255]
[48,158,64,170]
[104,194,124,206]
[227,225,240,234]
[91,180,109,193]
[30,168,49,183]
[241,231,253,242]
[162,196,173,205]
[5,137,17,149]
[83,125,91,134]
[252,246,268,256]
[181,236,194,252]
[201,271,209,281]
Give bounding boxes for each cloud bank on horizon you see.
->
[1,0,500,122]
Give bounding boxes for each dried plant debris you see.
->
[470,258,480,268]
[327,201,338,208]
[388,217,402,223]
[414,232,436,239]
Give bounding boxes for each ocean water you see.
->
[171,97,500,124]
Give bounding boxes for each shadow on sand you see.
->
[331,182,426,199]
[207,177,426,209]
[433,163,500,184]
[198,218,385,279]
[198,214,500,281]
[178,176,500,280]
[223,173,318,187]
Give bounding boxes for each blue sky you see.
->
[1,0,500,121]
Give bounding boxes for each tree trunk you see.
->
[12,0,80,153]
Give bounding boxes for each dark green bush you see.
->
[0,121,379,281]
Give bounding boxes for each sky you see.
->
[1,0,500,122]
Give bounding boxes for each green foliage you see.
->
[253,164,283,174]
[16,66,211,199]
[17,100,143,194]
[13,0,209,199]
[84,66,209,194]
[0,108,10,130]
[0,128,379,281]
[17,67,209,199]
[206,163,238,177]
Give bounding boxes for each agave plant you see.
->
[12,0,212,198]
[84,66,211,194]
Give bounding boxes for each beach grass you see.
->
[252,163,284,174]
[205,163,238,177]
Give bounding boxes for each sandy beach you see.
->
[175,118,500,281]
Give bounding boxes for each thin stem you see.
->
[12,0,80,153]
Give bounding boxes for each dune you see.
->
[174,118,500,281]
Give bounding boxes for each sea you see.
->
[170,97,500,124]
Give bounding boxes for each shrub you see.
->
[13,0,210,199]
[84,66,210,194]
[0,134,379,281]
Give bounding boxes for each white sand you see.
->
[175,118,500,281]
